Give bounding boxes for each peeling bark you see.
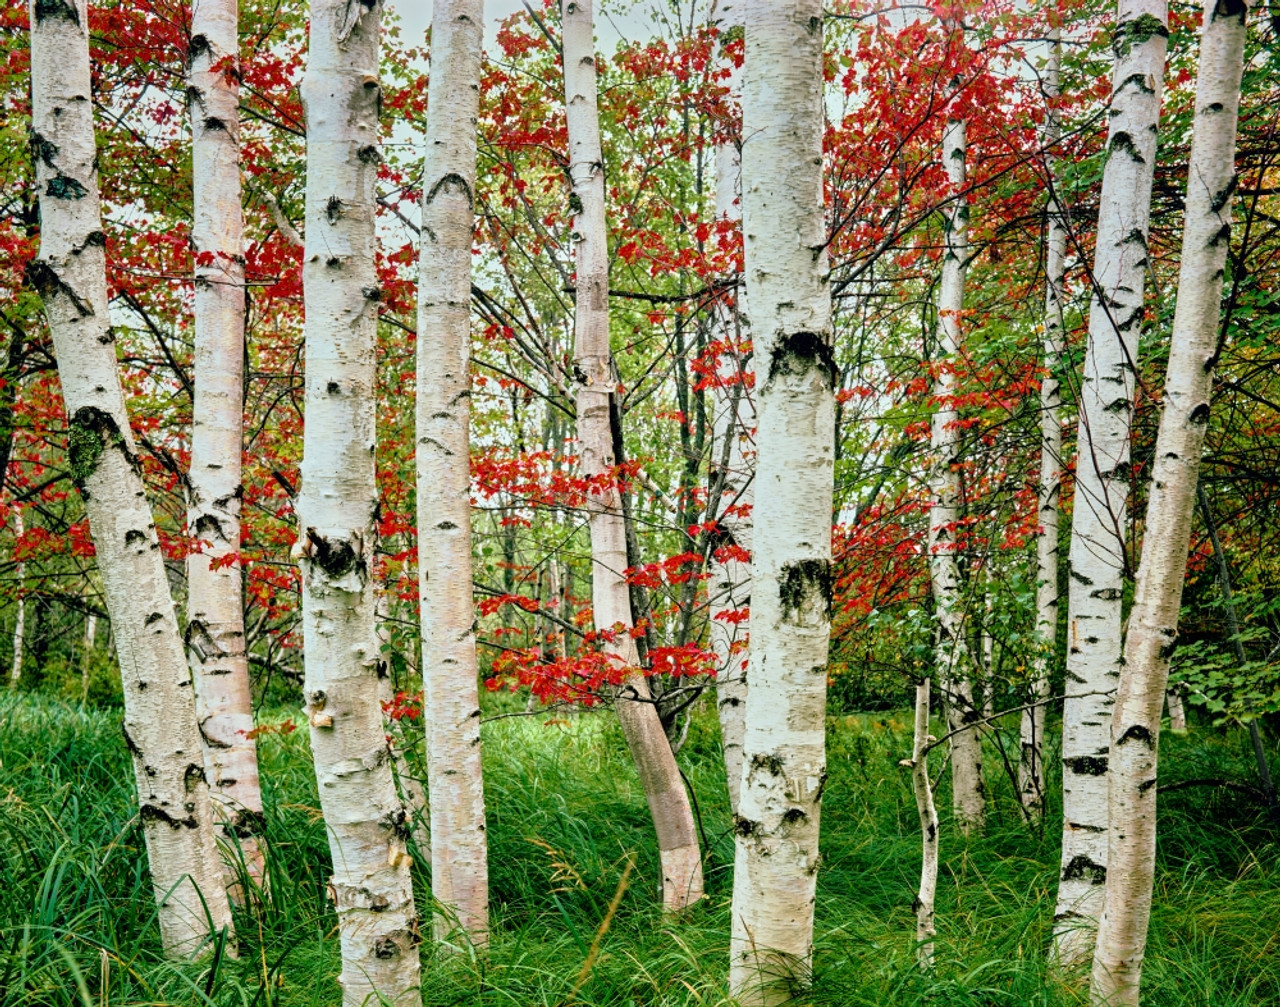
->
[728,5,833,1004]
[1090,2,1249,1002]
[28,0,232,955]
[298,0,422,1001]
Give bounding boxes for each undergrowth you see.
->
[0,693,1276,1005]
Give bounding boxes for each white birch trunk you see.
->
[1054,0,1167,963]
[187,0,264,887]
[1090,2,1248,1000]
[910,678,939,964]
[729,5,834,1002]
[418,0,489,949]
[931,113,986,835]
[561,0,704,913]
[1021,26,1065,825]
[9,509,23,686]
[709,5,752,819]
[298,0,422,1000]
[981,580,994,719]
[28,0,233,955]
[81,599,96,700]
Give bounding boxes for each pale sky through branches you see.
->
[387,0,655,52]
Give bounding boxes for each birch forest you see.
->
[4,0,1280,1004]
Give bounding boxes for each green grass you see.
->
[1,693,1277,1005]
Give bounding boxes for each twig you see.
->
[1157,778,1266,801]
[919,690,1114,757]
[564,854,634,1005]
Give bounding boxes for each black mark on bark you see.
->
[779,559,832,622]
[1063,755,1109,776]
[767,331,836,388]
[1116,723,1155,749]
[1061,854,1107,885]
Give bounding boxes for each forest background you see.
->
[1,0,1279,1004]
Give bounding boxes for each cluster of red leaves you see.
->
[382,690,423,723]
[483,638,717,708]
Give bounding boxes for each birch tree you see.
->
[297,0,422,1000]
[909,678,939,963]
[8,509,22,686]
[1091,1,1250,1000]
[560,0,704,912]
[708,3,752,818]
[728,4,834,1002]
[1021,25,1065,824]
[1054,0,1167,962]
[418,0,489,948]
[930,107,986,836]
[187,0,264,884]
[27,0,233,955]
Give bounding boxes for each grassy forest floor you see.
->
[1,692,1278,1006]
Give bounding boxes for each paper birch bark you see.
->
[81,590,97,700]
[931,111,986,835]
[1021,25,1065,824]
[9,509,22,686]
[187,0,264,884]
[1090,2,1249,1001]
[728,4,834,1003]
[709,4,752,818]
[980,580,994,719]
[1054,0,1167,962]
[560,0,703,912]
[910,678,939,963]
[27,0,233,955]
[297,0,422,1000]
[417,0,489,948]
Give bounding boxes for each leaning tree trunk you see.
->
[297,0,421,1001]
[1054,0,1168,965]
[930,110,986,836]
[1021,25,1065,825]
[728,5,834,1004]
[560,0,703,912]
[1090,2,1248,1002]
[709,5,752,818]
[27,0,232,956]
[187,0,264,887]
[418,0,489,949]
